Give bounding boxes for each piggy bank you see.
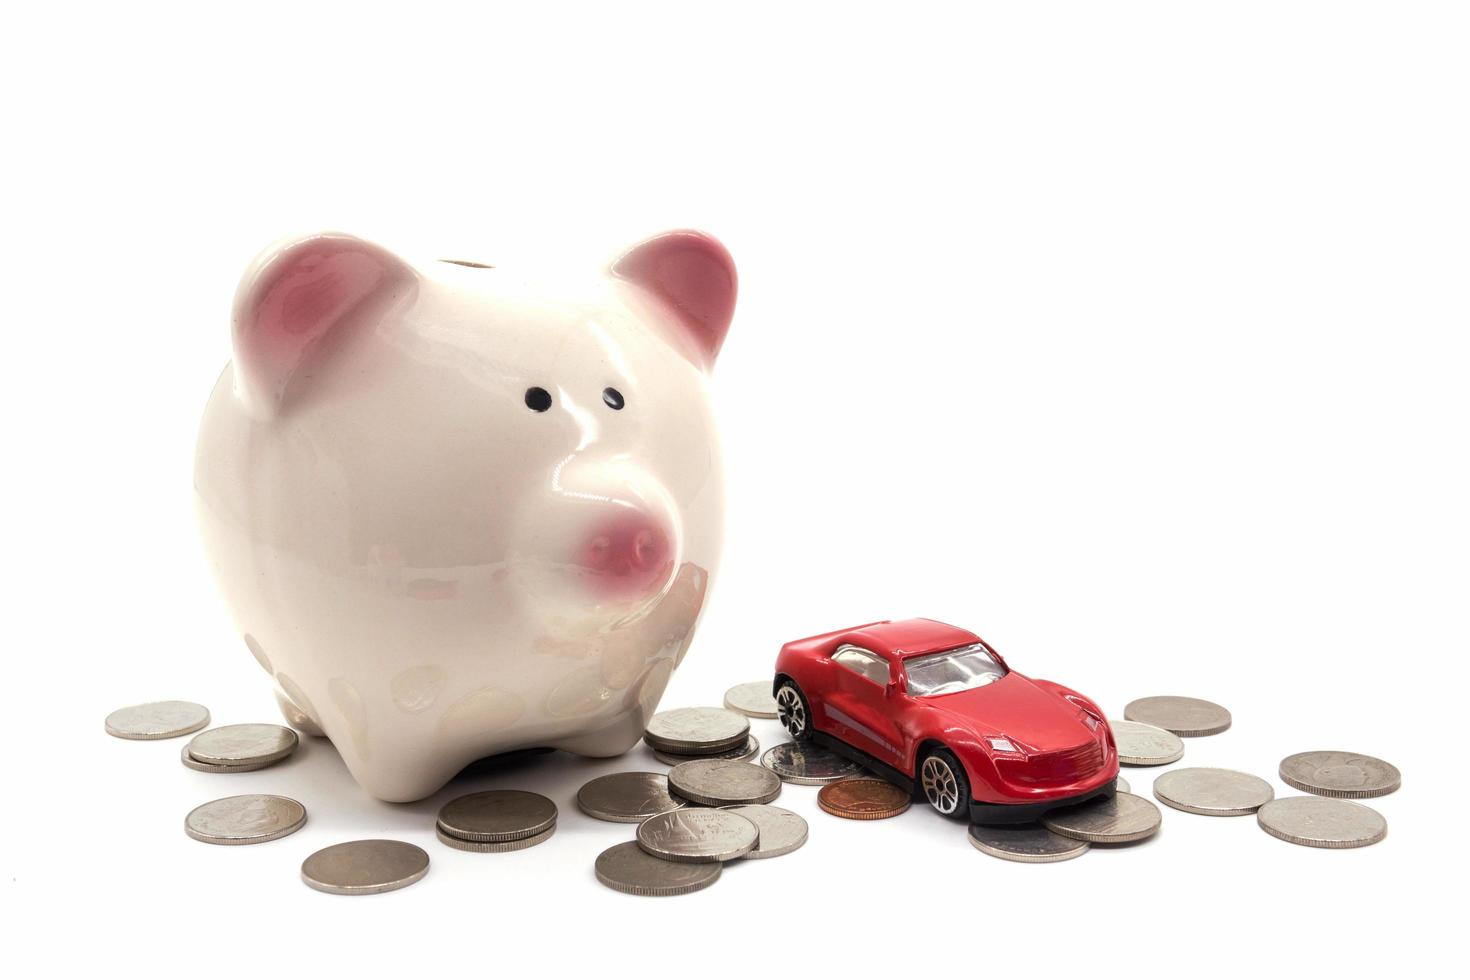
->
[194,230,735,801]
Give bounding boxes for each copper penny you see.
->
[816,777,911,820]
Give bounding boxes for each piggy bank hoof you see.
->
[275,691,326,737]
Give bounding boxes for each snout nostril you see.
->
[577,517,671,594]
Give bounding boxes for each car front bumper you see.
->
[969,777,1118,826]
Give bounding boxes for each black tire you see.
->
[918,747,972,818]
[774,679,813,741]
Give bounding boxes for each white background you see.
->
[3,2,1465,976]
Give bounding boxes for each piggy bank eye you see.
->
[602,387,625,411]
[524,387,553,412]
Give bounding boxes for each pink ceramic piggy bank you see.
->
[195,230,735,801]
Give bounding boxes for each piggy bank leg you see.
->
[275,690,326,737]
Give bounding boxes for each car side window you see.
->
[832,645,889,687]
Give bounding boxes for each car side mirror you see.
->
[886,679,901,699]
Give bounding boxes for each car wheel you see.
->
[919,748,971,818]
[774,680,812,741]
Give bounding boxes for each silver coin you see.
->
[722,681,779,719]
[1124,696,1231,737]
[185,794,306,845]
[1043,791,1163,843]
[186,724,298,766]
[968,823,1090,863]
[1110,720,1185,766]
[105,701,210,740]
[1279,750,1401,799]
[1153,767,1274,816]
[594,840,722,896]
[761,741,866,785]
[179,743,283,773]
[644,707,750,754]
[636,808,760,863]
[652,736,760,766]
[722,804,808,859]
[301,839,430,895]
[435,824,556,852]
[1116,775,1131,794]
[577,772,687,823]
[668,759,782,806]
[437,790,557,842]
[1257,796,1387,848]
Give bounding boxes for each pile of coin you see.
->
[643,706,758,765]
[435,789,558,852]
[107,679,1406,895]
[181,723,299,773]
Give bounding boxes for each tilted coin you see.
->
[106,700,211,740]
[669,759,782,806]
[968,823,1090,863]
[816,778,911,820]
[437,790,557,842]
[577,772,686,823]
[301,839,430,895]
[643,707,750,754]
[1278,750,1401,799]
[1043,791,1162,843]
[185,794,306,845]
[180,743,283,773]
[594,841,722,896]
[722,681,779,719]
[722,804,808,859]
[1109,720,1185,766]
[652,735,760,766]
[761,741,866,785]
[435,824,556,852]
[1124,696,1231,737]
[187,724,298,767]
[1115,775,1131,794]
[1256,796,1387,848]
[636,808,760,863]
[1153,767,1273,816]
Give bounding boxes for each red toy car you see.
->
[773,618,1118,823]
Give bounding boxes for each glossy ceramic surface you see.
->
[196,230,735,801]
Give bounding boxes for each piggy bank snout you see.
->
[577,513,672,597]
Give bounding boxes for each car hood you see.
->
[921,673,1090,751]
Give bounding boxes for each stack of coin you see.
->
[181,723,299,773]
[435,789,558,852]
[668,758,782,806]
[643,706,758,765]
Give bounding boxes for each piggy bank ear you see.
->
[231,233,416,417]
[612,230,737,370]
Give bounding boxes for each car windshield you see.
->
[904,643,1007,697]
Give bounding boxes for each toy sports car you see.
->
[773,618,1118,823]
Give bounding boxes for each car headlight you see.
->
[1081,712,1100,732]
[988,737,1018,753]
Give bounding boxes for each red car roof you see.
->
[845,619,982,659]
